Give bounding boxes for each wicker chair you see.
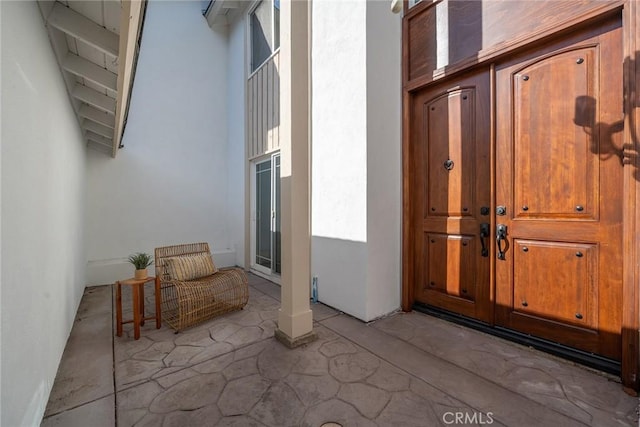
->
[154,243,248,332]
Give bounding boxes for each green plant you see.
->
[127,252,153,269]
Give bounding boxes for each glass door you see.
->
[255,159,272,271]
[253,153,281,276]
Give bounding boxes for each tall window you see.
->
[250,0,280,73]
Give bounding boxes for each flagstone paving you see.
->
[42,273,638,427]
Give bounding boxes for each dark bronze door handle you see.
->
[496,224,508,260]
[480,223,490,257]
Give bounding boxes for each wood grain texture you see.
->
[512,47,598,220]
[513,240,597,330]
[495,18,623,360]
[411,70,492,322]
[402,85,414,311]
[403,0,639,390]
[405,0,624,89]
[621,0,640,393]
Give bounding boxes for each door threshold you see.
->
[249,268,281,285]
[413,303,620,376]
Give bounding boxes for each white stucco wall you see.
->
[365,1,402,320]
[312,0,368,318]
[312,0,368,243]
[312,0,401,321]
[85,0,237,284]
[226,14,247,268]
[1,2,87,425]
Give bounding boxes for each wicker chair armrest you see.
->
[163,276,227,289]
[160,278,208,287]
[158,278,182,287]
[163,269,246,285]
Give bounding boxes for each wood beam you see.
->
[47,2,119,57]
[78,104,115,128]
[82,119,114,139]
[205,0,230,27]
[62,53,118,91]
[113,0,146,157]
[39,19,82,112]
[85,131,112,147]
[72,84,116,114]
[86,140,113,155]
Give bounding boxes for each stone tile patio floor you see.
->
[42,273,638,427]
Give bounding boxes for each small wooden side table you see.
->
[115,276,161,340]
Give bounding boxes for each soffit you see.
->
[204,0,245,27]
[37,0,145,157]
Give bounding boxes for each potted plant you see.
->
[128,252,153,280]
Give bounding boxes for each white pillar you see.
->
[275,0,316,347]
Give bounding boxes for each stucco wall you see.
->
[365,1,402,320]
[1,2,87,425]
[85,0,237,284]
[312,0,368,319]
[312,0,402,321]
[226,13,247,268]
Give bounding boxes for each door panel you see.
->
[413,71,492,323]
[426,89,476,218]
[513,48,598,220]
[512,240,598,329]
[426,233,476,300]
[495,18,623,360]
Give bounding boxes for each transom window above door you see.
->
[250,0,280,73]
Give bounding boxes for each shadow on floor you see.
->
[42,273,638,426]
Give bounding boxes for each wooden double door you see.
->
[411,18,623,361]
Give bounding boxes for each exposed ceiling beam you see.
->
[72,84,116,114]
[223,1,242,8]
[113,0,146,157]
[62,53,118,91]
[82,119,114,139]
[205,2,227,27]
[79,104,115,128]
[85,130,113,147]
[47,2,119,57]
[205,0,246,28]
[87,140,113,155]
[36,11,82,113]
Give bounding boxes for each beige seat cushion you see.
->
[164,253,218,281]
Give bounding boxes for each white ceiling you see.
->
[37,0,143,157]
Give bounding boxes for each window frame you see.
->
[250,152,281,277]
[247,0,281,76]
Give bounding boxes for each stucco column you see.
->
[275,0,316,347]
